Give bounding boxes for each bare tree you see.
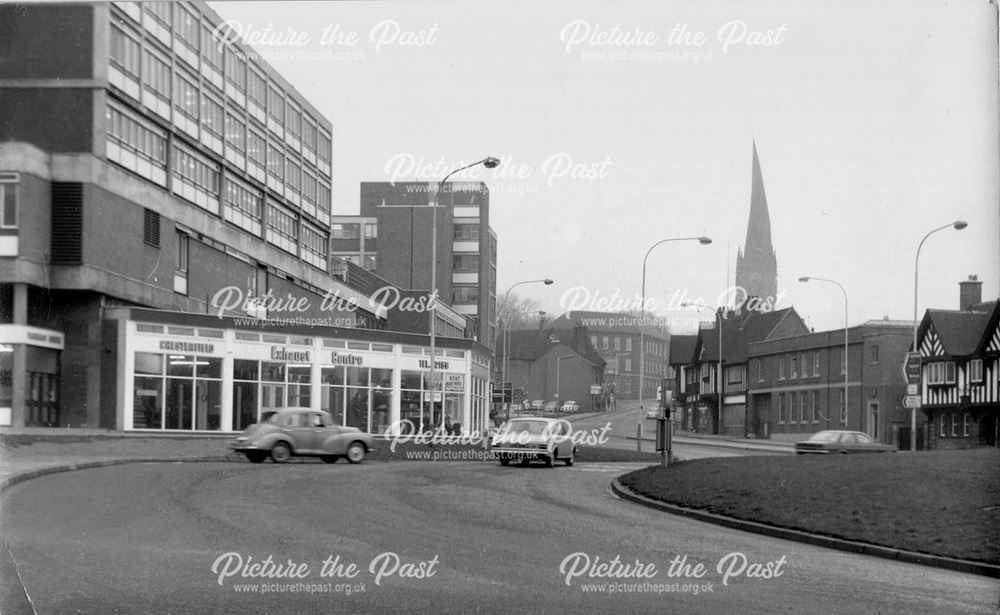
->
[498,293,546,330]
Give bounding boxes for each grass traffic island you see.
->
[617,448,1000,565]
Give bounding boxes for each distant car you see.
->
[530,400,545,411]
[229,407,375,464]
[561,400,579,413]
[795,430,897,455]
[645,406,663,420]
[543,401,560,414]
[491,416,576,467]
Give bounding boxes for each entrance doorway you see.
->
[867,401,879,441]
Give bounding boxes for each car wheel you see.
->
[346,441,366,464]
[321,455,338,464]
[838,450,849,454]
[564,448,574,466]
[270,442,291,464]
[499,455,510,466]
[246,452,267,464]
[544,452,554,468]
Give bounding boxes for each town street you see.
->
[3,461,995,614]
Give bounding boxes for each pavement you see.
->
[0,419,794,489]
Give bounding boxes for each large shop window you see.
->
[321,367,393,434]
[398,370,464,434]
[133,352,222,430]
[232,360,311,431]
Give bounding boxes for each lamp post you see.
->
[910,220,967,451]
[429,157,500,432]
[638,236,712,451]
[605,350,629,411]
[501,279,554,400]
[502,309,546,419]
[556,355,574,406]
[681,301,723,435]
[799,277,849,431]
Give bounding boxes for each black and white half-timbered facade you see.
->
[917,299,1000,449]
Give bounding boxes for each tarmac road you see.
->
[3,460,996,614]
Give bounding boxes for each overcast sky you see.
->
[213,0,999,334]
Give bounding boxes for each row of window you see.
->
[777,390,847,425]
[926,360,985,385]
[108,21,330,224]
[108,100,331,271]
[939,411,972,438]
[332,223,378,240]
[111,4,332,166]
[588,335,668,357]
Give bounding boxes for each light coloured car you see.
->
[229,407,374,464]
[561,400,580,413]
[795,430,897,455]
[543,401,560,414]
[645,405,663,420]
[491,416,576,467]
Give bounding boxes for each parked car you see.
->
[795,430,897,455]
[543,401,560,414]
[645,405,663,420]
[530,400,545,412]
[229,407,375,464]
[561,400,579,413]
[491,416,576,467]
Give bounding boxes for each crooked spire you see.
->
[735,140,778,303]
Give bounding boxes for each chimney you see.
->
[959,275,982,311]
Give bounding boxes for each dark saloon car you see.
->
[230,408,375,464]
[795,430,897,455]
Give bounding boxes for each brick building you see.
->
[331,181,497,350]
[747,319,913,445]
[0,2,487,432]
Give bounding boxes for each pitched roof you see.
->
[669,335,698,365]
[549,311,668,340]
[699,307,801,363]
[920,301,999,357]
[504,327,606,368]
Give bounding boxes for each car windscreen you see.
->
[505,420,549,435]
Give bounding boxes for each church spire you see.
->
[734,140,778,303]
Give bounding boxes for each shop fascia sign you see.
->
[159,340,217,354]
[330,351,364,366]
[418,358,450,370]
[270,347,311,362]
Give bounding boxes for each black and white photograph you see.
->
[1,0,998,613]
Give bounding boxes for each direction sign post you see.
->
[902,351,922,450]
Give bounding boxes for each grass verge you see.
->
[617,449,1000,564]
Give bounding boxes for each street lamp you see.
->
[502,309,546,419]
[681,301,723,435]
[799,277,848,432]
[501,279,554,398]
[429,157,501,433]
[638,236,712,451]
[910,220,967,451]
[556,355,575,406]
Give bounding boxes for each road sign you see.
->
[906,384,919,396]
[590,384,601,395]
[902,395,922,409]
[902,352,921,385]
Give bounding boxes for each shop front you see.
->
[0,324,64,427]
[107,308,491,436]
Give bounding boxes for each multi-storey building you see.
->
[332,181,497,349]
[0,2,490,434]
[547,311,669,400]
[916,276,999,449]
[747,318,913,446]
